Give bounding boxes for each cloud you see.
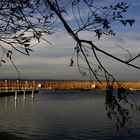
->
[0,1,140,80]
[6,26,138,80]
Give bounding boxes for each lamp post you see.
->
[5,80,8,92]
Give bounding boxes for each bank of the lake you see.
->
[0,80,140,91]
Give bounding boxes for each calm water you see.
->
[0,90,140,140]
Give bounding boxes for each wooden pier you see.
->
[0,90,39,97]
[0,80,39,97]
[0,80,140,96]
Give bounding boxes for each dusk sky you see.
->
[0,0,140,81]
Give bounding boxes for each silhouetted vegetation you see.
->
[0,0,139,82]
[0,0,140,133]
[105,85,131,132]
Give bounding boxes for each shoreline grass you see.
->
[0,81,140,90]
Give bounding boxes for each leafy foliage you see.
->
[0,0,53,56]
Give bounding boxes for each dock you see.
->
[0,80,39,97]
[0,80,140,96]
[0,90,39,97]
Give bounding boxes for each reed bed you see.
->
[0,81,140,90]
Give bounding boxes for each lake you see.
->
[0,89,140,140]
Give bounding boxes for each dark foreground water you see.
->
[0,90,140,140]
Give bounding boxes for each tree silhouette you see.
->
[0,0,140,132]
[0,0,139,82]
[105,85,131,132]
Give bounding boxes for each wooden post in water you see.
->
[32,90,34,98]
[32,80,35,98]
[23,90,26,99]
[16,80,19,92]
[15,91,17,101]
[24,81,28,99]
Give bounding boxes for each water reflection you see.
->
[0,96,13,111]
[14,99,17,112]
[0,91,139,139]
[0,94,36,112]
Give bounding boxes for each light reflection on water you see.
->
[0,90,140,140]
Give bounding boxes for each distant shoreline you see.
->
[0,80,140,90]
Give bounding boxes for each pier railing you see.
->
[0,80,38,93]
